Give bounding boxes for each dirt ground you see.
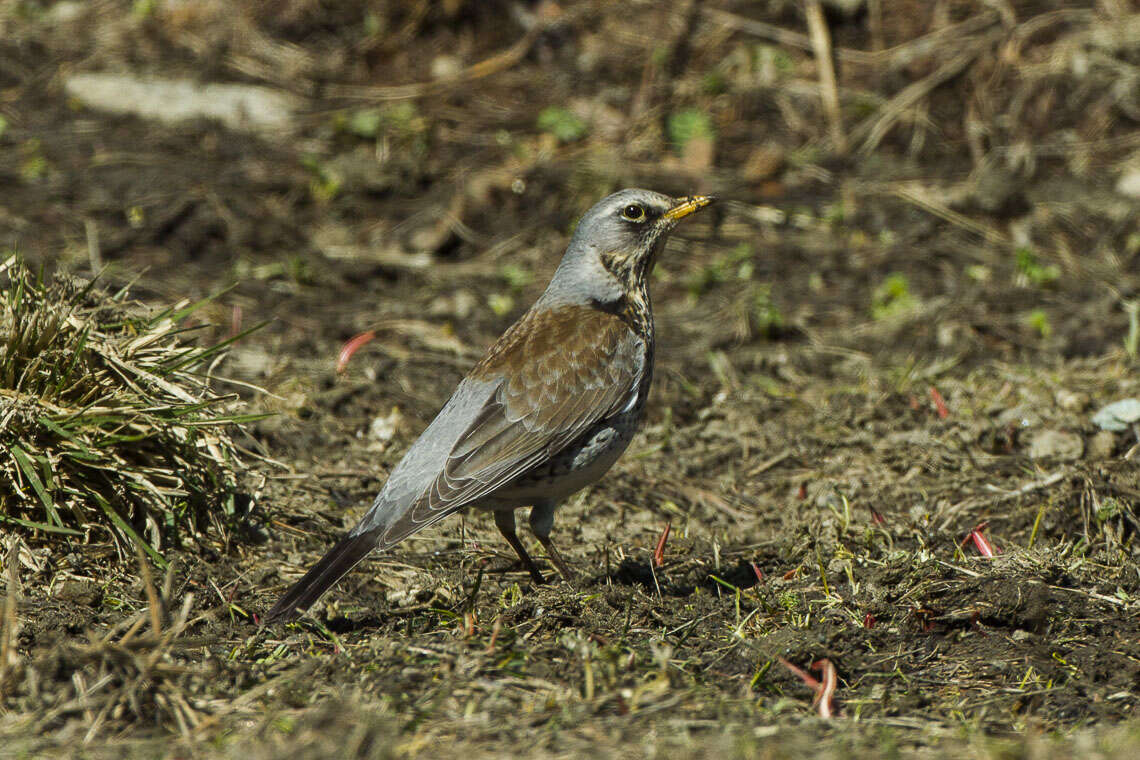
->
[3,1,1140,757]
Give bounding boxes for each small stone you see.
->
[970,165,1027,215]
[369,407,403,446]
[1091,399,1140,432]
[1054,389,1087,413]
[63,73,299,134]
[48,0,86,22]
[55,579,99,606]
[1027,429,1084,461]
[568,98,627,141]
[1087,430,1117,460]
[1012,629,1033,642]
[1116,169,1140,199]
[431,55,463,80]
[997,406,1042,430]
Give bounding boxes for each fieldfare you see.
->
[266,189,715,622]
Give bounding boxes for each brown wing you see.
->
[378,303,645,545]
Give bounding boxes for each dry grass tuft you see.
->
[0,255,259,565]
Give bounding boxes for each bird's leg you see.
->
[530,501,576,581]
[493,509,547,584]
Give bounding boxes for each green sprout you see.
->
[871,273,917,319]
[1015,247,1060,287]
[667,108,714,155]
[1026,309,1052,339]
[537,107,587,143]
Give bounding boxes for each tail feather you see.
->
[263,529,381,624]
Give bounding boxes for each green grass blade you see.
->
[11,444,62,527]
[0,514,82,536]
[180,412,274,426]
[93,493,168,569]
[166,283,239,325]
[160,321,269,374]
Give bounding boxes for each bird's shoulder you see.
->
[469,303,643,384]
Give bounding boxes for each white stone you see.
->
[1091,399,1140,432]
[64,73,299,134]
[1116,170,1140,199]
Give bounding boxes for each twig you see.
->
[703,8,999,70]
[324,22,546,102]
[867,0,884,52]
[654,522,672,568]
[0,537,20,693]
[747,448,793,477]
[135,543,163,639]
[85,219,102,271]
[985,470,1067,501]
[804,0,846,153]
[886,182,1010,246]
[929,385,950,419]
[701,7,874,64]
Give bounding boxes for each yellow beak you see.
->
[663,195,716,222]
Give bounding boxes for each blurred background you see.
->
[2,0,1137,370]
[3,0,1140,755]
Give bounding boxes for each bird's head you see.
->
[543,188,716,306]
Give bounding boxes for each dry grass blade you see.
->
[804,0,846,154]
[324,25,541,102]
[0,537,20,696]
[853,30,1001,154]
[135,542,163,638]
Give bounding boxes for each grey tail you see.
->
[263,529,381,624]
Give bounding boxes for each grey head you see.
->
[539,188,715,308]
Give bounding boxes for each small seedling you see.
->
[487,293,514,317]
[871,273,917,319]
[1015,247,1060,287]
[301,154,341,203]
[666,108,714,155]
[537,107,587,143]
[1025,308,1052,338]
[499,263,532,292]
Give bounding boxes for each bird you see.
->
[265,189,715,623]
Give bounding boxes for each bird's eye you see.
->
[620,204,646,222]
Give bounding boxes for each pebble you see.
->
[1027,429,1084,461]
[997,406,1042,430]
[1054,389,1087,413]
[1087,430,1117,460]
[1116,169,1140,199]
[1091,398,1140,432]
[63,73,298,134]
